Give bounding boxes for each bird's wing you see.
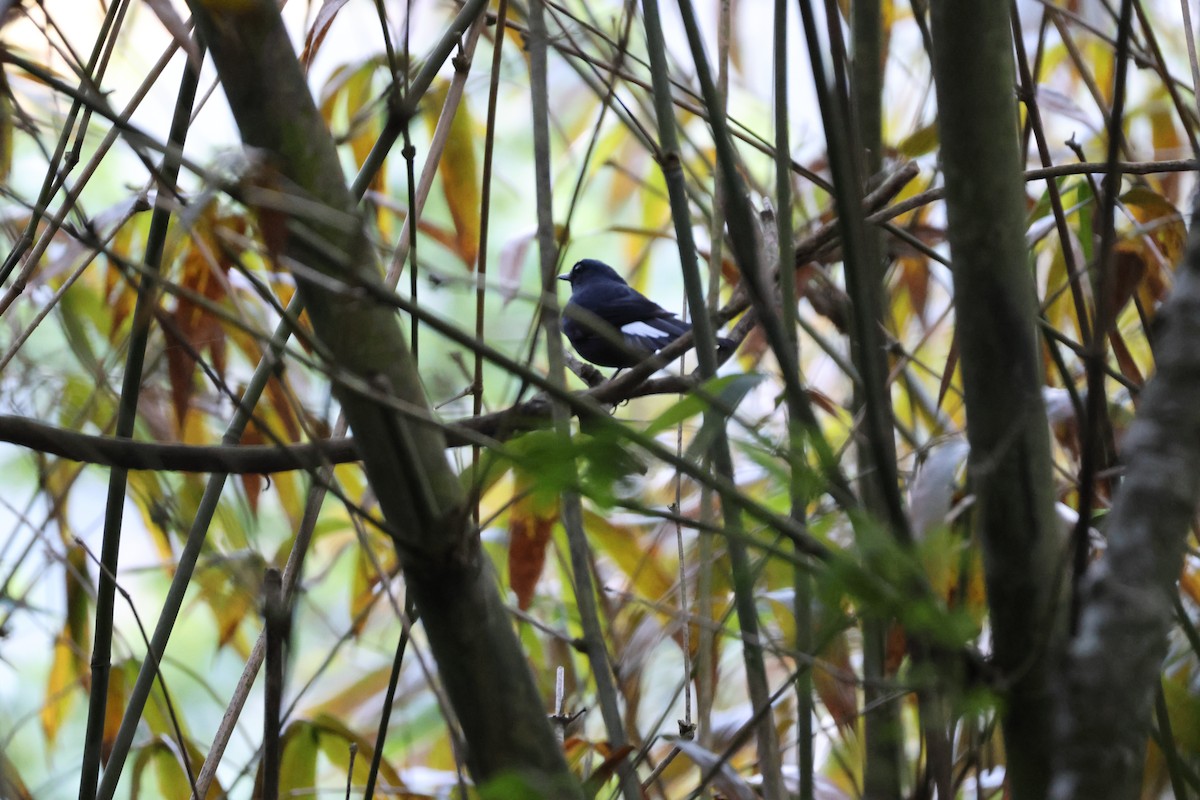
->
[580,283,674,326]
[619,316,691,352]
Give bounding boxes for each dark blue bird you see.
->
[558,259,731,368]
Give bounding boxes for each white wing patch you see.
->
[620,320,670,339]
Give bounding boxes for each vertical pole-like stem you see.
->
[527,1,639,797]
[642,2,784,797]
[928,1,1066,796]
[79,47,202,800]
[773,3,814,796]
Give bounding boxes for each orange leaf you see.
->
[1105,247,1146,320]
[265,372,302,444]
[239,423,264,514]
[884,621,907,675]
[581,744,636,796]
[1108,329,1144,388]
[166,206,237,430]
[508,470,559,610]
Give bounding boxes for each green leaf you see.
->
[644,372,764,436]
[277,720,319,798]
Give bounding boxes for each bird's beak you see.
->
[556,274,571,282]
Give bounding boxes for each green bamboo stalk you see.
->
[774,4,814,797]
[172,0,580,791]
[78,46,203,800]
[928,2,1066,796]
[526,1,638,796]
[640,2,784,798]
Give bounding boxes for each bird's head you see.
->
[557,259,628,288]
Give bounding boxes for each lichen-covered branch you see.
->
[1051,197,1200,799]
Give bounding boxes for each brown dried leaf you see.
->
[897,255,930,321]
[238,423,264,514]
[0,749,33,800]
[1107,186,1186,321]
[299,0,351,71]
[813,631,859,733]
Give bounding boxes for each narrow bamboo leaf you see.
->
[0,749,32,800]
[102,666,127,764]
[427,81,481,268]
[645,373,764,436]
[40,626,78,746]
[299,0,352,70]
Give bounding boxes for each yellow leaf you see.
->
[1150,102,1184,199]
[583,509,673,602]
[102,663,127,765]
[1121,185,1186,268]
[1160,670,1200,752]
[349,531,396,634]
[897,122,939,158]
[42,543,93,745]
[427,81,481,268]
[131,736,206,800]
[41,632,79,746]
[1106,186,1186,321]
[127,471,176,564]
